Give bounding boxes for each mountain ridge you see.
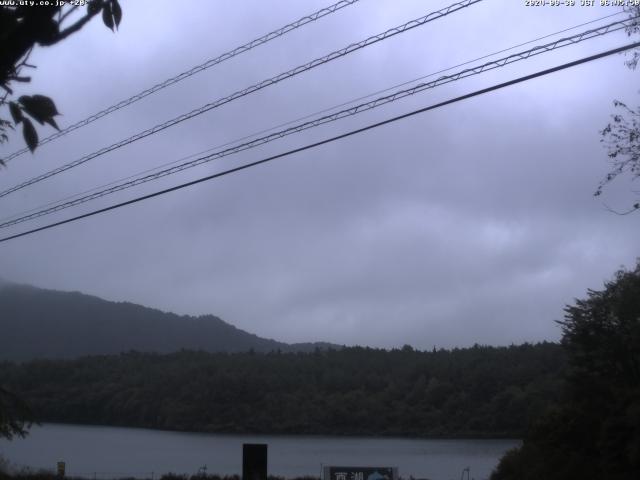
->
[0,282,339,361]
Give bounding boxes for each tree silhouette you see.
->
[492,260,640,480]
[0,386,32,441]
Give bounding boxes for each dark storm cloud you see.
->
[1,0,638,348]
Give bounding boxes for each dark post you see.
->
[242,443,267,480]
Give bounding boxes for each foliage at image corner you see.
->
[598,5,640,213]
[0,0,122,164]
[490,259,640,480]
[0,386,33,441]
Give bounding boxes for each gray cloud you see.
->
[1,0,638,349]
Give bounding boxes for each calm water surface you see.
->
[0,424,519,480]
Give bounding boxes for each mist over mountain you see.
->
[0,282,337,361]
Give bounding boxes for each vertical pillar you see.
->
[242,443,267,480]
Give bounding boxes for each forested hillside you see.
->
[0,283,334,360]
[0,343,564,438]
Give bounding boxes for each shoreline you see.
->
[27,422,522,442]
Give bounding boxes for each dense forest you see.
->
[0,343,563,438]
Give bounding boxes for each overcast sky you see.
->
[1,0,638,349]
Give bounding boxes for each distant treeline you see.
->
[0,343,564,438]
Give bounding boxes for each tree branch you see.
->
[41,3,103,46]
[58,5,79,25]
[7,75,31,83]
[602,202,640,215]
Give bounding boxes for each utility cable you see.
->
[0,0,361,164]
[0,16,634,229]
[0,0,483,199]
[1,9,623,226]
[1,41,638,244]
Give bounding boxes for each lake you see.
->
[0,424,519,480]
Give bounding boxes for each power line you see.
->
[0,0,483,199]
[1,16,634,229]
[1,16,631,227]
[1,41,637,244]
[4,12,625,228]
[1,0,361,164]
[2,10,623,226]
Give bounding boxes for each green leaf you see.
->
[9,102,22,124]
[112,0,122,28]
[102,4,115,31]
[18,95,59,126]
[22,117,38,153]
